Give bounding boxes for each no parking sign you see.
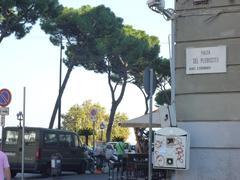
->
[90,109,97,122]
[0,88,11,127]
[0,88,12,107]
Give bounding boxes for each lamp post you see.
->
[17,111,23,127]
[17,111,24,180]
[100,122,106,141]
[16,86,26,180]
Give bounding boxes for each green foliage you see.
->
[41,5,123,69]
[130,55,170,114]
[62,100,130,143]
[62,100,107,132]
[77,128,94,136]
[154,58,171,106]
[124,26,164,88]
[77,127,93,145]
[154,58,171,86]
[99,24,162,141]
[101,25,161,84]
[155,89,171,106]
[112,136,125,142]
[0,0,62,43]
[110,112,130,142]
[41,4,163,140]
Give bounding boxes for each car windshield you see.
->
[5,130,18,145]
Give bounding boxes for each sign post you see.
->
[90,109,97,149]
[144,68,157,180]
[0,115,5,127]
[0,107,9,127]
[0,88,12,150]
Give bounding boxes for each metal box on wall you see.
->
[153,127,190,170]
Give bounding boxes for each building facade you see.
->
[175,0,240,179]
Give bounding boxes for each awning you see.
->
[119,106,171,128]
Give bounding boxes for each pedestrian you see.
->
[0,150,11,180]
[105,144,117,161]
[115,142,125,160]
[94,142,106,174]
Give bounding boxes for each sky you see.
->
[0,0,173,143]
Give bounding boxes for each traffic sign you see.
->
[143,67,157,96]
[0,88,12,107]
[90,109,97,122]
[0,107,9,115]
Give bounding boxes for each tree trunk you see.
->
[106,102,118,142]
[106,68,128,142]
[49,65,73,129]
[133,86,149,152]
[85,135,89,145]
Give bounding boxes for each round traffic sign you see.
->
[90,109,97,122]
[0,89,12,107]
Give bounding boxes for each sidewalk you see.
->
[13,172,109,180]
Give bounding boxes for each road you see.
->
[13,172,109,180]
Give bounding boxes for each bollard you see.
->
[51,155,61,176]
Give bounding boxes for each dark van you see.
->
[2,127,87,177]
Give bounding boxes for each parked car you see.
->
[2,127,87,177]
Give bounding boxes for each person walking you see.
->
[115,142,125,160]
[0,151,11,180]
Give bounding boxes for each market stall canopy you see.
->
[119,106,171,128]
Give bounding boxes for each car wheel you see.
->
[42,163,51,177]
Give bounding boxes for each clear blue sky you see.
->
[0,0,173,142]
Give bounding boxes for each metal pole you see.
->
[1,124,3,150]
[58,36,63,130]
[21,87,26,180]
[93,121,95,149]
[1,116,4,150]
[170,16,177,127]
[170,2,177,179]
[148,69,153,180]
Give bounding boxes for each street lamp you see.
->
[17,111,23,127]
[147,1,177,180]
[17,110,25,180]
[100,122,106,141]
